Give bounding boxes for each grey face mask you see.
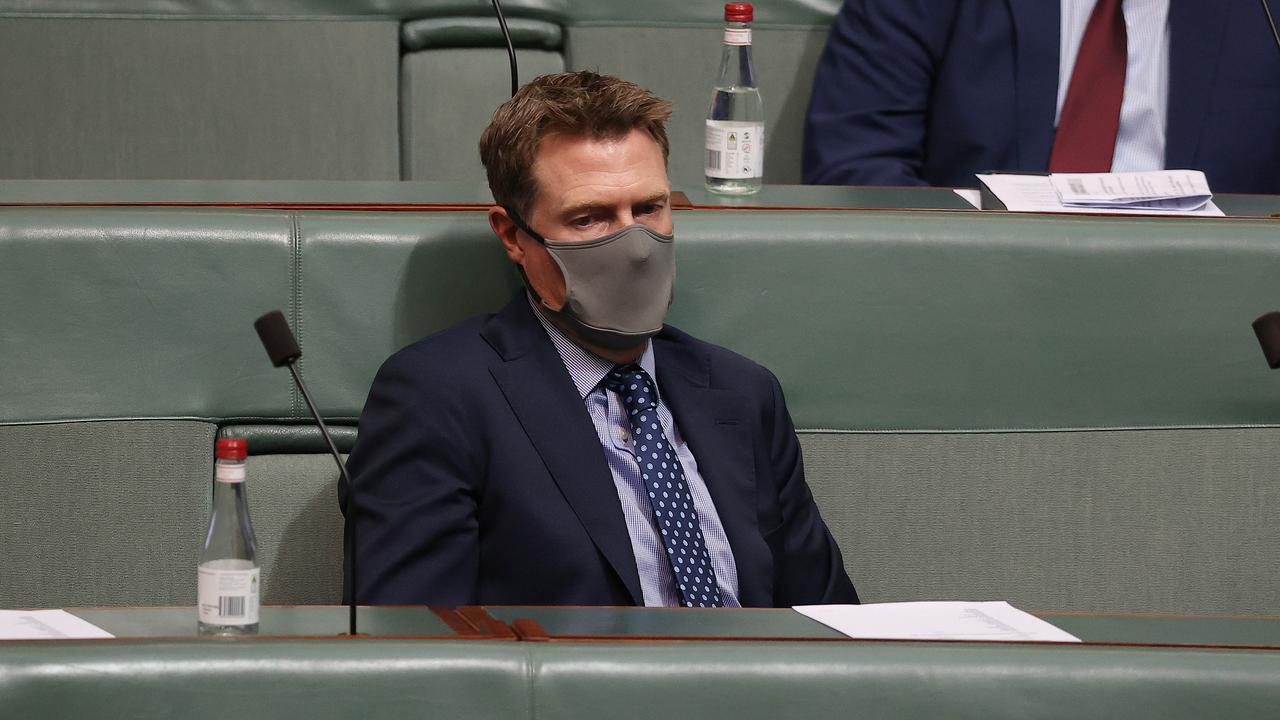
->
[507,208,676,350]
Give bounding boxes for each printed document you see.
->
[0,609,115,639]
[794,601,1081,643]
[975,172,1224,216]
[1049,170,1212,211]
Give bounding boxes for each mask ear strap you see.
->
[503,205,547,244]
[503,205,558,312]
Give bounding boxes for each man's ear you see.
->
[489,206,523,263]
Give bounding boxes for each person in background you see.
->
[341,71,858,609]
[803,0,1280,193]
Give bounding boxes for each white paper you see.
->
[953,188,982,208]
[977,173,1224,217]
[0,609,115,640]
[794,601,1081,643]
[1050,170,1212,211]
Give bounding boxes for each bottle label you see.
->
[705,121,764,180]
[215,465,246,483]
[723,28,751,46]
[198,564,260,625]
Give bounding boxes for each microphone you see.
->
[253,310,359,636]
[1253,311,1280,368]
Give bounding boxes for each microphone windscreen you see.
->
[1252,311,1280,369]
[254,310,302,367]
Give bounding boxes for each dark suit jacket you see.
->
[803,0,1280,193]
[340,296,858,607]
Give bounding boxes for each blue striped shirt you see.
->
[1058,0,1171,172]
[528,296,741,607]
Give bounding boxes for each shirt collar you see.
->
[527,292,656,399]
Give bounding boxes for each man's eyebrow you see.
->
[556,192,670,219]
[557,201,610,219]
[638,190,671,206]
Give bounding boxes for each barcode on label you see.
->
[706,149,723,171]
[1068,179,1086,194]
[218,596,245,618]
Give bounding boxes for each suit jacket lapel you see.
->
[1007,0,1060,169]
[654,336,772,607]
[483,298,643,604]
[1165,0,1228,169]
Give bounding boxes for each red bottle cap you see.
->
[724,3,753,22]
[216,437,248,460]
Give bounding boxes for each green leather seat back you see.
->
[529,641,1280,720]
[4,638,1280,720]
[0,640,531,719]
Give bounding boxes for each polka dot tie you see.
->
[605,364,724,608]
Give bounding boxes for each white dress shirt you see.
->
[1057,0,1171,172]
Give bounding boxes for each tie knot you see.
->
[604,364,657,414]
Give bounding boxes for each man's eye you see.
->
[571,216,594,228]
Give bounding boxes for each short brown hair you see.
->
[478,71,673,218]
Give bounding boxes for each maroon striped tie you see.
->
[1049,0,1128,172]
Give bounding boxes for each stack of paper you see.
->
[972,170,1224,217]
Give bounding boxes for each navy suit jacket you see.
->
[803,0,1280,193]
[340,296,858,607]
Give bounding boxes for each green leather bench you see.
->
[0,0,839,190]
[9,607,1280,719]
[4,637,1280,719]
[4,184,1280,616]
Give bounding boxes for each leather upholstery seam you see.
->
[291,212,303,418]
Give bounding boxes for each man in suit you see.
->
[341,71,858,608]
[803,0,1280,193]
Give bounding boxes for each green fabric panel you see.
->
[0,640,532,720]
[0,0,564,20]
[218,424,358,455]
[530,641,1280,720]
[401,48,565,183]
[296,212,521,414]
[0,421,215,609]
[0,179,498,205]
[0,1,833,25]
[565,1,840,27]
[666,211,1280,431]
[402,16,562,51]
[0,18,399,180]
[0,208,294,423]
[244,453,346,605]
[565,26,829,190]
[799,429,1280,615]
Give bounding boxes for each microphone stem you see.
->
[1265,0,1280,54]
[287,362,358,636]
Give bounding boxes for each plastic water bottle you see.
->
[198,437,260,635]
[705,2,764,195]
